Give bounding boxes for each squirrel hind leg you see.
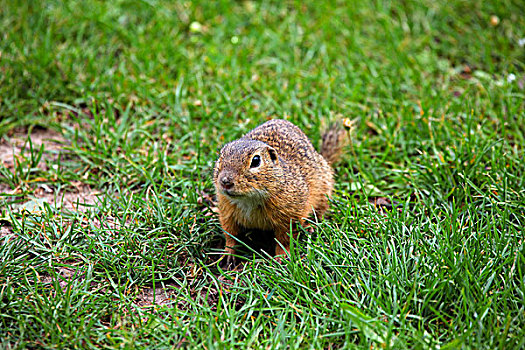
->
[274,225,295,257]
[313,200,330,219]
[305,192,331,221]
[274,240,290,257]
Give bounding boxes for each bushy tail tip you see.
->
[320,119,352,165]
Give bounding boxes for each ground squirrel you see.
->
[213,119,346,268]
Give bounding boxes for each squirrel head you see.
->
[214,139,282,200]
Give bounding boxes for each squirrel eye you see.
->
[250,155,261,168]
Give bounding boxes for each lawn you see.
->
[1,0,524,348]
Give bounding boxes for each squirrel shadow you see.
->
[208,226,278,267]
[229,229,276,262]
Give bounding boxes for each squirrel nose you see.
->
[220,176,234,190]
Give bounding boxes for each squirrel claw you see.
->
[219,255,237,270]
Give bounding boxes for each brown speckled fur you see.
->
[213,119,345,268]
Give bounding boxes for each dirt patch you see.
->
[4,183,102,217]
[0,127,68,171]
[33,182,101,212]
[1,183,14,237]
[135,284,180,307]
[40,265,79,289]
[0,126,102,214]
[0,224,13,238]
[134,281,222,312]
[0,183,11,193]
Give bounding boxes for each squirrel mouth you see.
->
[222,189,242,198]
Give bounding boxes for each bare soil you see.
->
[135,284,180,307]
[0,127,67,171]
[1,126,101,209]
[0,126,221,311]
[0,127,101,235]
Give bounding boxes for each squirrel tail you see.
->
[320,120,351,165]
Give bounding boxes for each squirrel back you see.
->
[245,119,346,165]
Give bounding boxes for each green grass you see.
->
[1,0,524,348]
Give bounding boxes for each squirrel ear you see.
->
[267,147,278,163]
